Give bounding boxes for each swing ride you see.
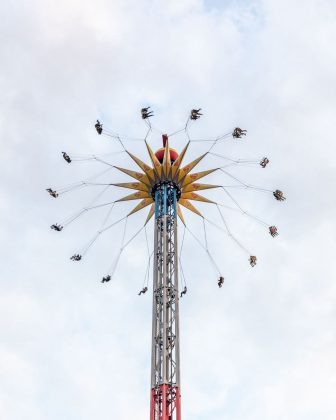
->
[47,107,285,420]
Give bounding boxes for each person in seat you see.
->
[141,107,154,119]
[190,108,202,120]
[232,127,247,138]
[101,275,111,283]
[70,254,82,261]
[180,286,187,297]
[249,255,257,267]
[260,157,269,168]
[50,223,63,231]
[62,152,71,163]
[46,188,58,198]
[95,120,103,134]
[273,189,286,201]
[138,286,148,295]
[269,226,278,237]
[218,276,224,288]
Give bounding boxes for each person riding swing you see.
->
[62,152,71,163]
[232,127,247,139]
[138,286,148,295]
[249,255,257,267]
[190,108,202,120]
[50,223,63,231]
[95,120,103,135]
[70,254,82,261]
[269,226,278,237]
[260,157,269,168]
[46,188,58,198]
[101,275,111,283]
[141,107,154,119]
[273,190,286,201]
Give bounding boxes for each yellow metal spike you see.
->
[145,204,155,225]
[128,198,153,216]
[171,142,190,180]
[179,199,203,217]
[114,166,151,186]
[177,204,186,226]
[116,191,151,202]
[162,138,171,180]
[126,151,156,183]
[182,183,220,193]
[180,192,216,204]
[145,141,162,178]
[181,168,219,188]
[112,182,150,192]
[178,153,208,183]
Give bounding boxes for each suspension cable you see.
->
[189,132,232,144]
[78,215,128,257]
[143,125,152,142]
[143,118,154,137]
[220,169,273,193]
[106,216,129,277]
[179,226,187,288]
[179,225,186,257]
[99,121,146,143]
[214,205,252,255]
[217,202,270,227]
[60,199,116,227]
[179,256,187,288]
[101,130,144,142]
[207,132,232,152]
[55,166,115,195]
[186,223,221,276]
[60,186,112,227]
[143,250,154,288]
[101,131,127,151]
[107,222,146,279]
[219,187,270,227]
[100,202,116,229]
[167,127,186,137]
[210,152,261,164]
[69,150,125,162]
[100,125,119,136]
[145,225,150,258]
[221,186,246,214]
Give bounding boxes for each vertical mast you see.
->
[150,183,181,420]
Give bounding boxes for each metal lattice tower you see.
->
[151,183,181,420]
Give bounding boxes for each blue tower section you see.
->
[154,183,177,219]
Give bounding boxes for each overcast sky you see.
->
[1,0,336,419]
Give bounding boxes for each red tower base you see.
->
[150,385,181,420]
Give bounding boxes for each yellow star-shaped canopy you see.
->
[113,136,220,225]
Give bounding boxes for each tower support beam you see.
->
[150,183,181,420]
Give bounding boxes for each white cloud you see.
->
[0,0,335,419]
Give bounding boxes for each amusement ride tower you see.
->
[48,109,284,419]
[112,132,219,419]
[150,138,181,419]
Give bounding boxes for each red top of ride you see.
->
[155,134,179,163]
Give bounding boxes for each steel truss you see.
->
[150,183,181,420]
